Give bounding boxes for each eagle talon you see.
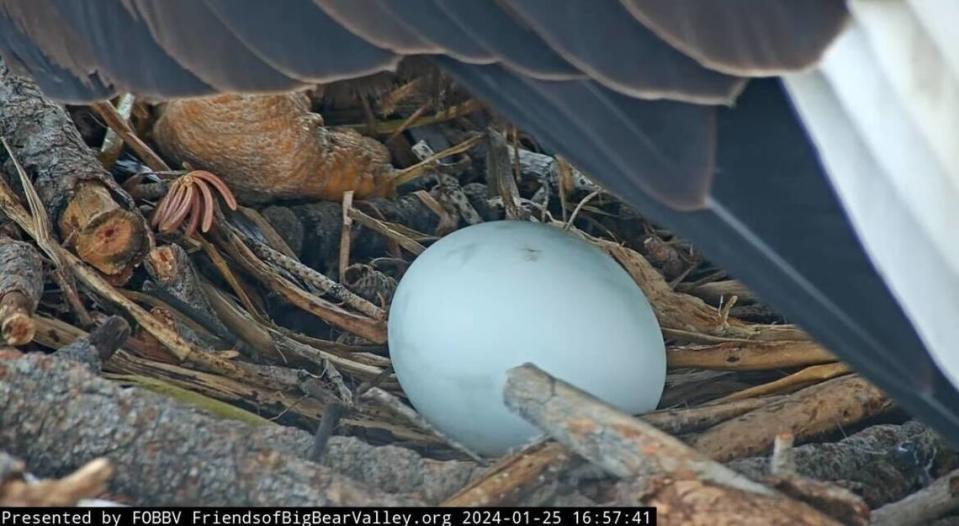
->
[150,170,238,237]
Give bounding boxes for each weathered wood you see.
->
[693,375,894,462]
[717,363,851,402]
[641,396,781,435]
[144,244,232,340]
[668,340,836,370]
[443,441,574,507]
[0,350,481,504]
[729,420,958,509]
[871,468,959,526]
[504,364,839,526]
[212,222,387,343]
[0,58,150,280]
[487,130,526,220]
[0,237,42,345]
[767,475,870,525]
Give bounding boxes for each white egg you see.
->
[388,220,666,456]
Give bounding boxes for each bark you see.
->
[729,421,958,508]
[0,237,43,345]
[0,350,478,504]
[641,396,781,435]
[668,340,836,370]
[762,474,869,526]
[0,58,150,280]
[144,244,232,340]
[692,375,893,462]
[871,468,959,526]
[443,442,575,506]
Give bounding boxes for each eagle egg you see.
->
[387,221,666,455]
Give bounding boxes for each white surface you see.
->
[388,221,666,455]
[784,0,959,390]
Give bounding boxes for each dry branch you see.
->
[641,396,781,435]
[443,442,574,507]
[598,239,807,342]
[0,237,42,345]
[692,375,894,462]
[0,58,149,279]
[212,222,387,343]
[0,350,481,504]
[91,99,170,172]
[144,244,232,339]
[504,364,838,525]
[668,340,836,371]
[245,236,384,320]
[870,468,959,526]
[717,363,851,402]
[763,475,870,526]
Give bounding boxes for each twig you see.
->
[92,100,171,172]
[640,396,781,435]
[245,233,384,320]
[213,222,387,343]
[717,362,851,402]
[487,129,526,220]
[668,340,836,371]
[692,375,893,461]
[96,94,136,169]
[392,133,484,187]
[0,237,42,345]
[442,441,573,507]
[339,190,354,279]
[338,99,482,136]
[564,191,601,231]
[348,207,427,255]
[504,364,839,525]
[772,432,797,475]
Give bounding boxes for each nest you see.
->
[0,58,956,524]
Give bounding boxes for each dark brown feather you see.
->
[315,0,442,54]
[497,0,746,104]
[205,0,400,83]
[620,0,849,76]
